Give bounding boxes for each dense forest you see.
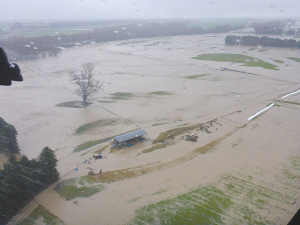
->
[0,21,243,61]
[225,35,300,48]
[0,118,59,224]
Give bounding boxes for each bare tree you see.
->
[70,63,102,106]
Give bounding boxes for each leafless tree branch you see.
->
[70,63,103,106]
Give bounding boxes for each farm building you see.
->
[113,129,147,147]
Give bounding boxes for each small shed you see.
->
[113,129,147,147]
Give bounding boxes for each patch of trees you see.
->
[225,35,300,48]
[0,147,59,224]
[0,35,62,61]
[253,21,283,35]
[0,117,20,154]
[10,22,24,31]
[0,21,243,61]
[253,20,299,36]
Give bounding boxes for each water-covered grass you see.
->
[152,123,167,126]
[54,177,105,201]
[185,74,210,79]
[131,184,234,225]
[130,153,300,225]
[20,205,65,225]
[118,40,149,45]
[278,100,300,106]
[73,136,114,152]
[152,188,169,196]
[274,59,284,63]
[55,101,85,108]
[138,143,170,155]
[149,91,173,96]
[146,41,161,46]
[128,197,142,203]
[232,138,243,148]
[98,100,115,104]
[94,145,109,154]
[75,118,123,134]
[287,57,300,62]
[108,92,135,100]
[192,54,278,70]
[130,170,294,225]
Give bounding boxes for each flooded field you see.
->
[2,33,300,224]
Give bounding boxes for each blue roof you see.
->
[114,129,147,143]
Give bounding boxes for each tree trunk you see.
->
[83,96,87,106]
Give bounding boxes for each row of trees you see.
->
[0,117,59,224]
[0,21,243,61]
[225,35,300,48]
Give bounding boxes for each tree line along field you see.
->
[0,20,244,61]
[225,35,300,48]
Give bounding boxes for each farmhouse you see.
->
[113,129,147,147]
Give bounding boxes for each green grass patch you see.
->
[274,59,284,64]
[54,177,104,201]
[99,100,115,104]
[258,49,267,52]
[94,145,109,154]
[185,74,209,79]
[149,91,173,96]
[287,57,300,62]
[128,197,142,202]
[131,167,297,225]
[232,138,243,148]
[152,189,169,196]
[139,143,170,155]
[176,123,190,127]
[251,123,259,130]
[131,185,233,225]
[20,205,65,225]
[146,41,161,46]
[278,100,300,106]
[108,92,135,100]
[56,185,104,201]
[74,136,114,152]
[192,54,278,70]
[249,48,256,51]
[152,123,167,126]
[118,40,149,45]
[75,118,122,134]
[161,41,171,44]
[56,101,85,108]
[110,147,120,153]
